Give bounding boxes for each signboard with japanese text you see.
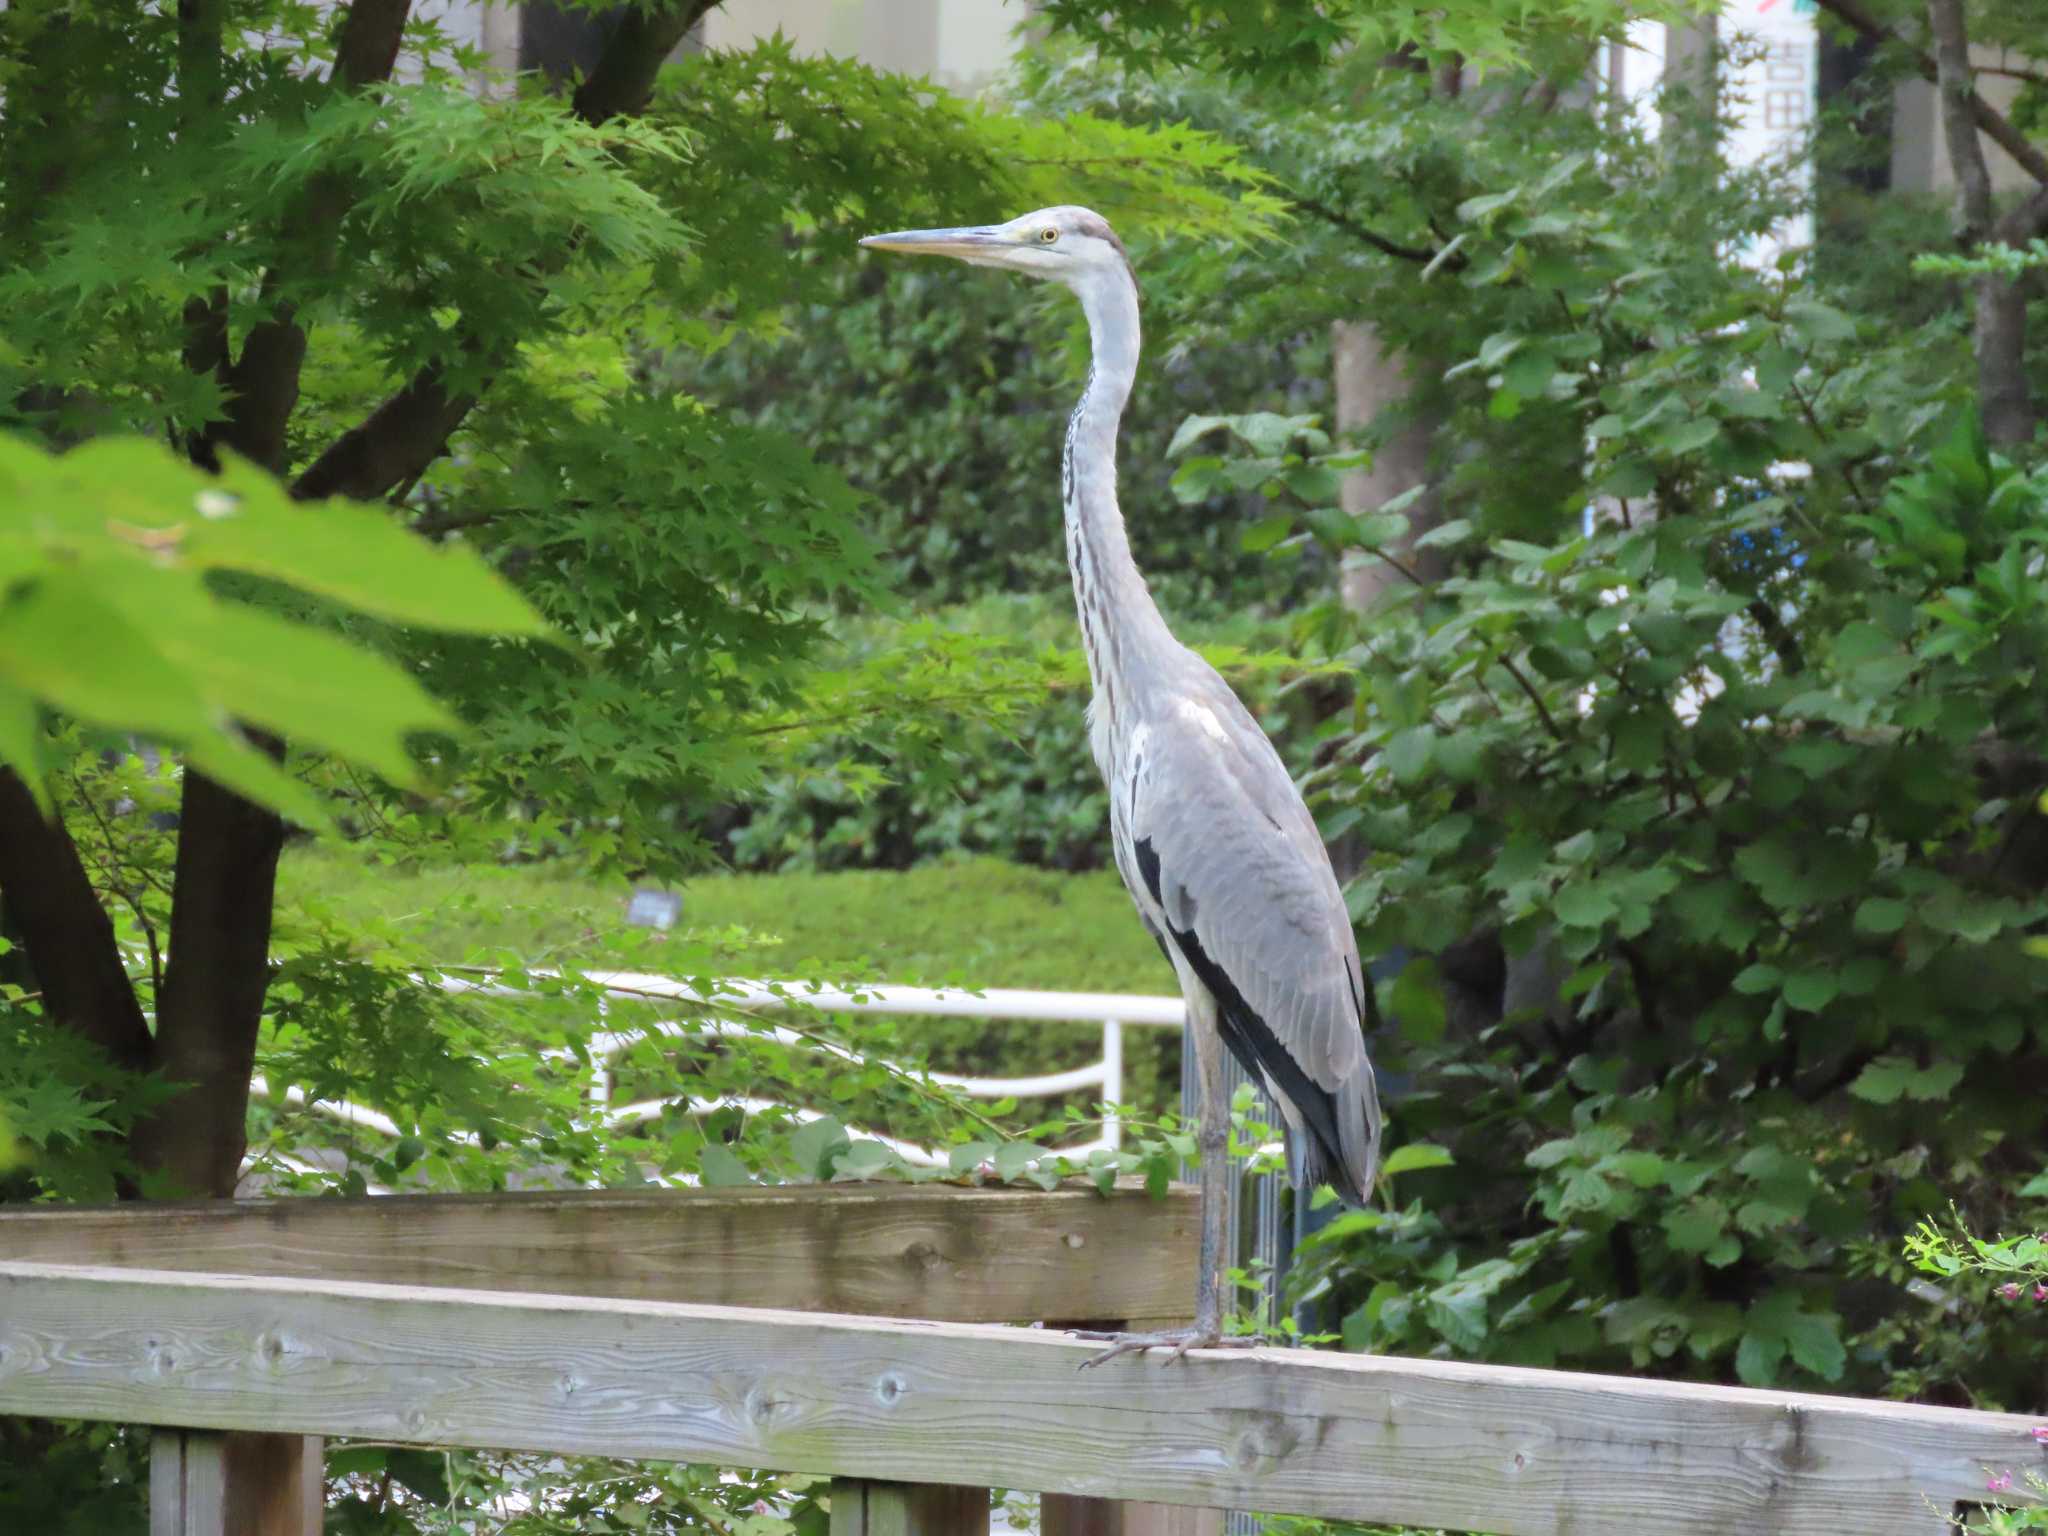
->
[1721,0,1819,268]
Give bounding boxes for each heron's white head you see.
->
[859,205,1134,295]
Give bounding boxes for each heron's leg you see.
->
[1188,989,1230,1337]
[1076,991,1256,1368]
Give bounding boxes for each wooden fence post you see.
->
[1042,1319,1224,1536]
[829,1479,989,1535]
[152,1430,227,1536]
[150,1429,322,1536]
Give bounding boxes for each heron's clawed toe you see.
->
[1072,1325,1260,1369]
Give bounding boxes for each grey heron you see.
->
[860,206,1381,1363]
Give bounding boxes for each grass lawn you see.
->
[278,847,1169,990]
[277,847,1184,1112]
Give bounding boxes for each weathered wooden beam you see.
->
[3,1261,2041,1534]
[0,1183,1199,1327]
[829,1478,989,1535]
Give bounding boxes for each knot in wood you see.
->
[875,1371,908,1407]
[746,1384,799,1429]
[1225,1409,1302,1474]
[901,1240,945,1274]
[1773,1404,1816,1473]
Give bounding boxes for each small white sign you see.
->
[625,889,682,930]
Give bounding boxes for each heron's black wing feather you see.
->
[1119,671,1382,1208]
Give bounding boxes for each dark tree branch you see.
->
[174,0,231,468]
[0,771,152,1075]
[297,0,720,505]
[220,310,313,475]
[291,357,483,502]
[573,0,723,125]
[1746,599,1805,676]
[179,290,232,471]
[1813,0,2048,187]
[1293,195,1446,265]
[331,0,413,89]
[176,0,226,120]
[205,0,417,472]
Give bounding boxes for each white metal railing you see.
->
[247,975,1186,1190]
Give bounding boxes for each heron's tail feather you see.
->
[1289,1059,1381,1210]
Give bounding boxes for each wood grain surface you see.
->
[0,1183,1199,1327]
[3,1260,2041,1533]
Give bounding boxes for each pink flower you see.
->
[1988,1472,2014,1494]
[2034,1283,2047,1303]
[1997,1282,2025,1300]
[2032,1426,2048,1445]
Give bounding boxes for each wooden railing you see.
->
[1,1186,2041,1536]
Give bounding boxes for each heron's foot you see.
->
[1071,1325,1264,1369]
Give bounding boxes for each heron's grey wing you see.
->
[1126,669,1381,1204]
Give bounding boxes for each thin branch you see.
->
[1785,374,1875,512]
[408,505,501,539]
[1372,547,1433,588]
[67,771,166,999]
[1974,63,2048,87]
[1291,194,1447,266]
[1494,652,1568,743]
[1991,180,2048,246]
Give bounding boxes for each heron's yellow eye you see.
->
[1039,227,1060,244]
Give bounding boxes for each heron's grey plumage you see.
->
[861,204,1381,1355]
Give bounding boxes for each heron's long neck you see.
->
[1064,270,1170,715]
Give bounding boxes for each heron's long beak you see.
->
[858,225,1012,260]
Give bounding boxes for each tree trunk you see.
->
[1927,0,2035,448]
[129,769,288,1198]
[1332,320,1445,612]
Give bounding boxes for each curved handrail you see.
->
[247,975,1182,1189]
